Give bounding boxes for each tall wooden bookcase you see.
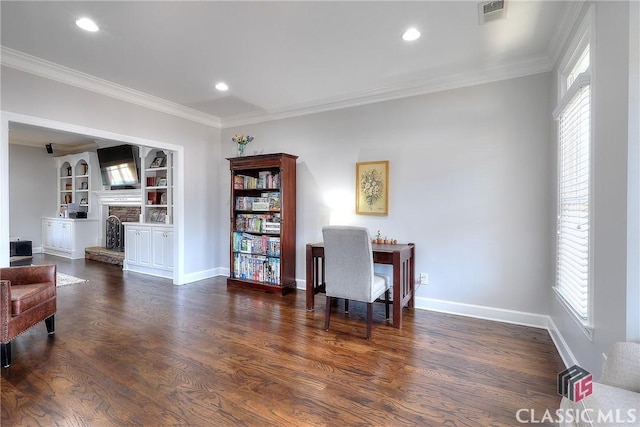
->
[227,153,297,295]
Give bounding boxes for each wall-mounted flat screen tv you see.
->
[96,144,140,188]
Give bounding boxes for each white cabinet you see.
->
[123,223,173,279]
[125,225,151,268]
[151,227,173,271]
[41,218,99,259]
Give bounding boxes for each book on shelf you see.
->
[235,194,280,212]
[264,257,280,284]
[264,192,281,211]
[252,197,270,211]
[235,213,281,233]
[147,192,158,205]
[232,232,280,256]
[233,253,280,284]
[263,222,281,233]
[235,196,247,210]
[233,172,281,190]
[266,236,281,257]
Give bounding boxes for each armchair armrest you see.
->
[0,265,56,286]
[600,342,640,392]
[1,280,10,340]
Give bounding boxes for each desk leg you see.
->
[306,244,314,310]
[391,245,415,329]
[392,251,402,329]
[409,244,415,309]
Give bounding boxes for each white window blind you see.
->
[555,82,590,320]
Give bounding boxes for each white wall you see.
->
[627,0,640,344]
[550,1,635,378]
[0,66,222,281]
[220,72,554,319]
[8,143,55,249]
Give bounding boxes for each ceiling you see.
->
[1,1,575,146]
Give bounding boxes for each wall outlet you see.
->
[420,273,429,285]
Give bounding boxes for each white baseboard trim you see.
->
[414,296,551,329]
[546,317,578,368]
[177,267,225,285]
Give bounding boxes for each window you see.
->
[553,8,593,335]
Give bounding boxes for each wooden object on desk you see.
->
[306,242,415,329]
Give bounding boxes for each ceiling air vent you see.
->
[478,0,507,25]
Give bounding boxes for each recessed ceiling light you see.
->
[215,82,229,91]
[76,17,99,32]
[402,28,421,42]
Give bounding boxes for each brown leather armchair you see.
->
[1,264,57,368]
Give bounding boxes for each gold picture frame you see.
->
[356,160,389,215]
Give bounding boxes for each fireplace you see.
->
[94,189,142,248]
[85,190,144,265]
[105,215,125,252]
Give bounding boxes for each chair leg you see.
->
[385,289,390,320]
[344,299,349,313]
[45,315,55,334]
[366,302,373,340]
[1,342,11,368]
[325,296,333,331]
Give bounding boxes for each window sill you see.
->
[553,287,594,341]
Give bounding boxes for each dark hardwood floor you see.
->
[2,254,565,426]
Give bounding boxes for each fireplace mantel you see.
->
[94,189,141,206]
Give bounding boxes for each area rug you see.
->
[57,272,89,287]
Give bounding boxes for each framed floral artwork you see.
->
[356,160,388,215]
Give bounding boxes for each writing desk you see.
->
[305,242,415,329]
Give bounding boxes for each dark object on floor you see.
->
[9,240,33,266]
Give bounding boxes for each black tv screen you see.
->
[96,144,140,188]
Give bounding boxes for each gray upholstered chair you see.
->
[322,226,390,339]
[559,342,640,427]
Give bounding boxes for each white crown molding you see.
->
[221,54,553,128]
[547,1,585,68]
[0,47,222,129]
[2,46,553,131]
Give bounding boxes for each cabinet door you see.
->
[125,227,140,264]
[151,228,173,270]
[59,222,73,252]
[42,220,54,249]
[125,227,152,267]
[51,221,63,250]
[164,230,174,270]
[138,228,152,267]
